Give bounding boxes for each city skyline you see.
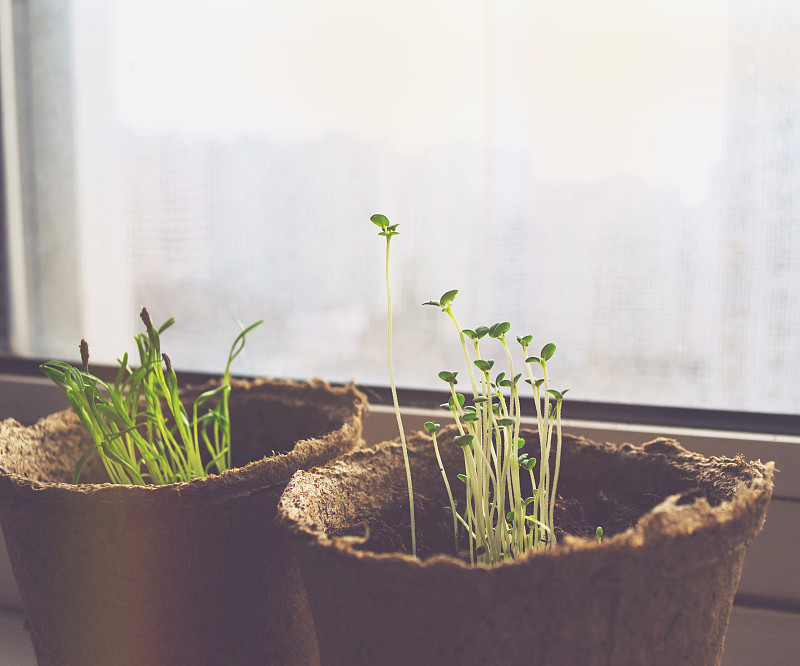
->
[11,0,798,416]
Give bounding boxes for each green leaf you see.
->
[156,317,176,335]
[541,343,556,361]
[438,370,458,384]
[225,319,264,373]
[457,473,468,483]
[448,393,466,410]
[473,396,490,404]
[194,384,228,409]
[506,511,516,522]
[370,213,390,228]
[440,289,459,307]
[40,362,74,389]
[516,437,526,448]
[474,359,494,373]
[462,328,477,339]
[424,421,440,434]
[497,417,515,427]
[462,412,479,423]
[517,334,533,347]
[72,443,102,484]
[422,300,441,307]
[475,326,489,339]
[525,356,540,364]
[453,434,474,448]
[488,322,510,338]
[522,457,537,471]
[523,494,537,505]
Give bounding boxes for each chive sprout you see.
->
[40,308,262,485]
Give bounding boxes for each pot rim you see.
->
[278,428,775,572]
[0,376,367,504]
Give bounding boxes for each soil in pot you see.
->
[331,490,645,560]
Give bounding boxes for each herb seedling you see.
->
[372,213,416,557]
[423,291,569,565]
[370,214,596,564]
[41,308,262,485]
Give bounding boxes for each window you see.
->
[2,4,799,662]
[2,0,799,418]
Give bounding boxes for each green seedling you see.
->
[371,213,590,565]
[372,213,416,557]
[41,308,262,485]
[423,288,569,565]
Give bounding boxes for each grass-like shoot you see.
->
[40,308,262,485]
[423,290,568,565]
[372,213,416,557]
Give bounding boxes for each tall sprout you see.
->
[372,213,416,557]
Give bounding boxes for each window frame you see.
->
[1,2,799,654]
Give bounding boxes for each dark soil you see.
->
[331,489,647,561]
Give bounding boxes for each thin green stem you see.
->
[431,431,459,555]
[385,236,416,557]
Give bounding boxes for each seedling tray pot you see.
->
[278,426,774,666]
[0,378,366,666]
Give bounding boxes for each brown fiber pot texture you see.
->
[278,426,774,666]
[0,377,367,666]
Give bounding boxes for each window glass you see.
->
[4,0,799,414]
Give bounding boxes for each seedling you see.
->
[424,290,569,565]
[372,213,416,557]
[41,308,262,485]
[371,214,592,565]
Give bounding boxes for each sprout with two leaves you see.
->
[422,290,568,565]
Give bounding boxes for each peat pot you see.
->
[0,377,367,666]
[277,425,774,666]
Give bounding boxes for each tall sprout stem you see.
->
[384,233,416,557]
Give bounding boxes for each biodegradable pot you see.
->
[278,426,774,666]
[0,377,367,666]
